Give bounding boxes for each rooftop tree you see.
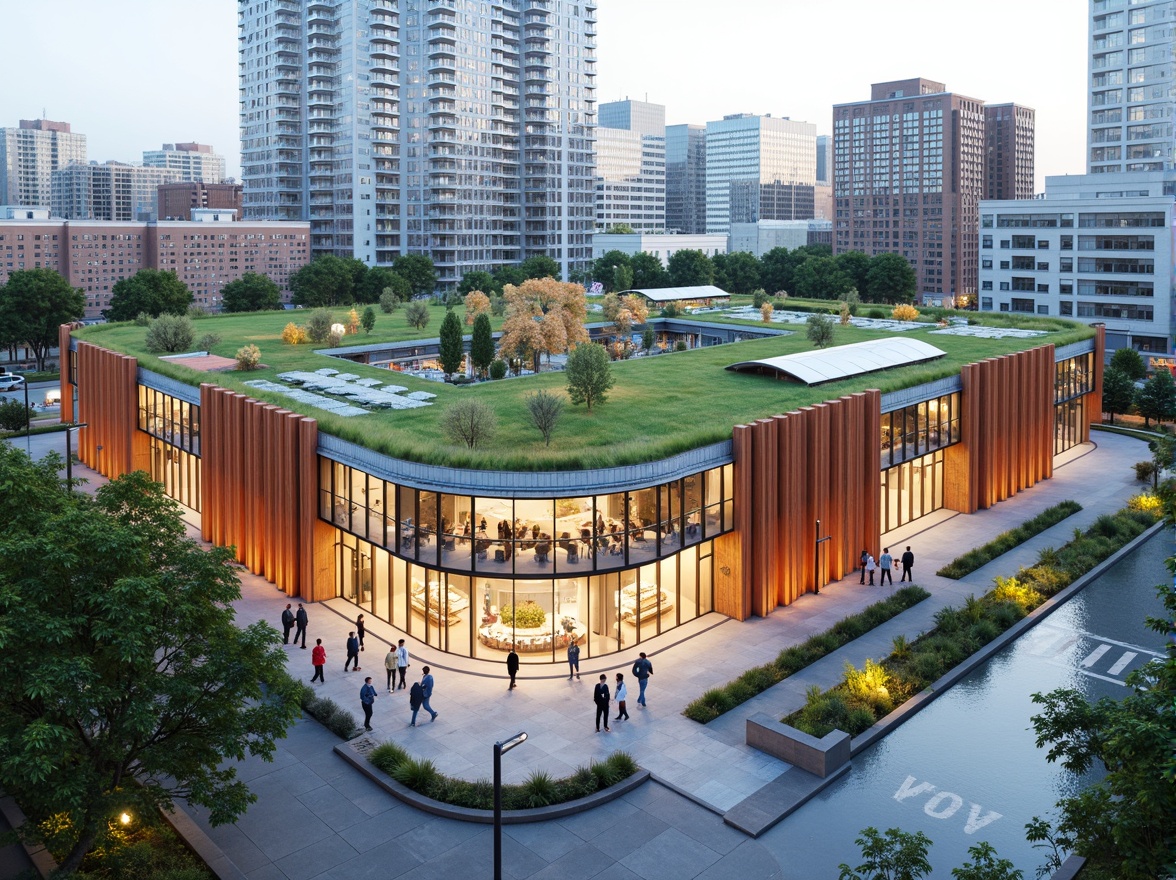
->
[520,254,561,281]
[438,308,465,380]
[497,277,589,371]
[470,312,495,379]
[565,342,614,411]
[220,271,281,313]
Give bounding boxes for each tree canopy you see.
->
[392,254,438,298]
[104,269,193,322]
[358,266,409,304]
[220,272,282,313]
[459,270,498,297]
[1135,368,1176,427]
[630,251,669,289]
[667,249,715,288]
[496,277,589,371]
[720,251,762,295]
[793,255,854,300]
[1109,347,1146,382]
[565,342,614,411]
[593,250,632,293]
[288,256,356,307]
[1101,366,1135,425]
[0,268,85,370]
[866,252,917,304]
[0,448,300,874]
[438,308,464,379]
[520,254,562,281]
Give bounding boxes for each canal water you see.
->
[759,528,1171,879]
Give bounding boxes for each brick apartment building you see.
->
[0,211,309,318]
[158,182,244,221]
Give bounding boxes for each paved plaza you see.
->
[16,429,1152,879]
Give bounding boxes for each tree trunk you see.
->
[57,822,101,876]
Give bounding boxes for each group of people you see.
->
[859,546,916,586]
[591,652,653,731]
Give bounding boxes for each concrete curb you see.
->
[849,520,1166,756]
[0,790,58,879]
[333,741,650,824]
[160,805,248,880]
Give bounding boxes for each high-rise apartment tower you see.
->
[0,119,87,207]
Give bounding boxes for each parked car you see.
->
[0,374,26,392]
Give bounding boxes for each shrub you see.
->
[937,500,1082,578]
[867,308,886,319]
[499,600,546,628]
[197,332,221,352]
[751,289,769,308]
[892,303,920,321]
[991,575,1044,610]
[369,742,410,775]
[890,634,911,658]
[0,399,30,432]
[306,309,333,343]
[441,399,496,449]
[281,322,308,345]
[520,770,558,808]
[405,300,430,330]
[761,302,774,323]
[489,359,507,380]
[674,340,687,351]
[134,311,152,326]
[392,757,441,793]
[589,758,622,789]
[379,289,400,313]
[806,313,834,348]
[144,314,196,354]
[235,344,262,371]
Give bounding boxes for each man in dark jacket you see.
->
[900,546,915,582]
[631,652,653,707]
[280,603,295,644]
[593,674,611,732]
[294,604,308,648]
[345,632,361,672]
[506,645,520,689]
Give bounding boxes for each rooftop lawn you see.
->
[74,306,1093,471]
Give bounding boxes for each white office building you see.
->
[0,119,87,207]
[595,100,665,233]
[143,143,226,184]
[1088,0,1176,174]
[979,171,1176,353]
[50,161,181,222]
[591,232,726,266]
[239,0,597,286]
[704,114,816,235]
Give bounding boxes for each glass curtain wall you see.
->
[1054,353,1093,455]
[879,394,958,533]
[323,458,732,662]
[139,388,202,514]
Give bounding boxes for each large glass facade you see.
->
[322,458,732,662]
[880,449,945,533]
[1055,353,1094,455]
[879,393,959,468]
[139,388,201,514]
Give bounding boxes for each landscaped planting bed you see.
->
[935,500,1083,579]
[683,585,930,723]
[785,502,1160,739]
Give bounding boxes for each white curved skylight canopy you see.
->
[725,337,947,385]
[620,285,729,303]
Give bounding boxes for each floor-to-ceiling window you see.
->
[1055,353,1093,455]
[879,394,957,532]
[140,387,201,514]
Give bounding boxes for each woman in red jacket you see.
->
[311,639,326,683]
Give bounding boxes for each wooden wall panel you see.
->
[713,531,744,619]
[73,342,140,481]
[1085,324,1105,439]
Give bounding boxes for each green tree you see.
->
[710,252,730,291]
[0,268,85,370]
[220,272,281,313]
[1101,366,1135,425]
[1109,347,1146,382]
[144,313,196,353]
[722,251,762,295]
[0,399,29,432]
[806,312,835,348]
[642,327,655,352]
[392,254,438,298]
[438,308,465,379]
[404,299,431,331]
[949,842,1022,880]
[630,251,669,289]
[305,308,333,343]
[836,250,873,295]
[288,256,356,308]
[493,263,527,290]
[794,256,854,299]
[526,389,565,446]
[667,249,715,288]
[1027,568,1176,880]
[593,250,632,292]
[379,288,400,313]
[459,270,498,297]
[1135,368,1176,427]
[441,399,496,448]
[838,827,933,880]
[520,254,561,281]
[760,246,809,295]
[565,342,614,411]
[361,306,376,335]
[470,312,495,379]
[866,253,917,304]
[357,266,405,304]
[604,223,635,234]
[105,268,193,322]
[614,263,634,292]
[0,449,300,874]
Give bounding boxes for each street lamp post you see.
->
[63,422,88,493]
[493,731,528,880]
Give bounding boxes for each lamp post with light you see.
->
[493,731,528,880]
[63,422,87,493]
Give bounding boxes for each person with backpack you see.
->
[419,666,438,722]
[344,632,361,672]
[280,603,295,645]
[631,652,653,707]
[408,679,424,727]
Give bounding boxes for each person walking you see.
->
[360,676,377,731]
[396,638,409,689]
[859,549,868,584]
[614,673,629,722]
[879,547,893,586]
[384,646,398,692]
[567,641,581,680]
[420,666,438,722]
[310,638,326,683]
[632,652,653,707]
[901,546,915,582]
[345,632,361,672]
[409,679,424,727]
[280,603,295,645]
[593,674,611,732]
[294,603,309,648]
[506,644,520,689]
[356,613,366,652]
[865,553,877,586]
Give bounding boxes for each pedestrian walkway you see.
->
[16,429,1150,879]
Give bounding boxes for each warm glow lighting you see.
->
[119,812,132,826]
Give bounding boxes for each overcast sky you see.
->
[3,0,1087,188]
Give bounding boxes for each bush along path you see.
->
[786,500,1160,738]
[936,499,1082,579]
[683,586,930,723]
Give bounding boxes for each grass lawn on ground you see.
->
[75,305,1092,471]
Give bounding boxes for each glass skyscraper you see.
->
[239,0,597,285]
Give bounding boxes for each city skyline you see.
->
[3,0,1085,190]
